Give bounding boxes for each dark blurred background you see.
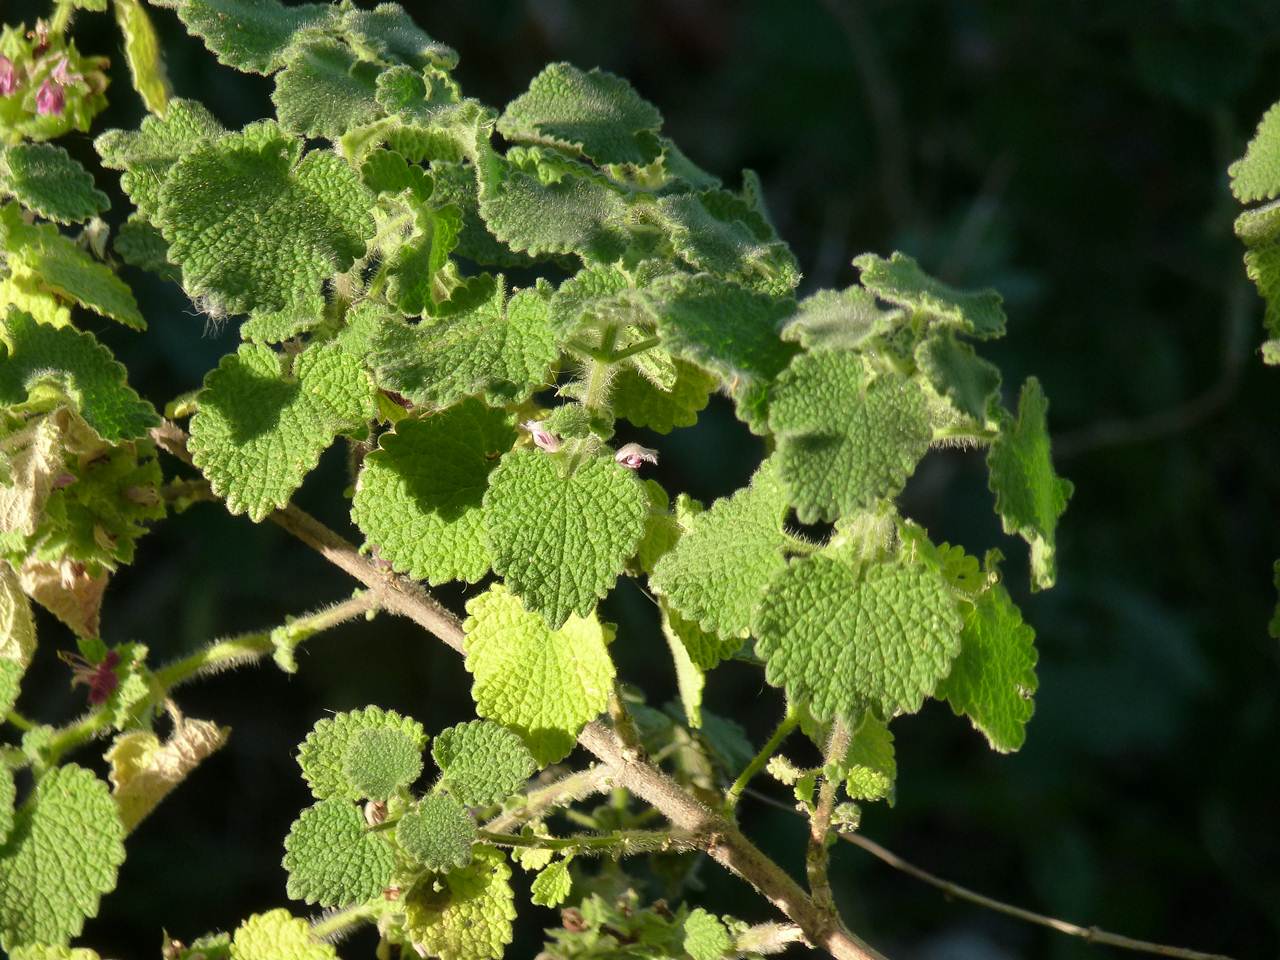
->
[8,0,1280,957]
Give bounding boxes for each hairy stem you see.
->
[482,765,614,834]
[310,900,385,942]
[725,704,800,812]
[477,827,701,857]
[807,719,852,914]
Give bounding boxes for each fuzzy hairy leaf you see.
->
[397,794,477,872]
[0,145,109,224]
[916,331,1001,423]
[498,63,662,167]
[343,726,424,800]
[433,720,537,806]
[652,274,796,433]
[1234,201,1280,348]
[404,846,515,960]
[611,359,716,434]
[0,764,125,950]
[370,280,557,410]
[838,713,896,802]
[937,577,1038,752]
[114,216,179,283]
[188,342,373,521]
[683,908,732,960]
[0,207,144,330]
[273,39,382,141]
[769,351,931,523]
[754,557,963,720]
[1230,101,1280,203]
[0,766,12,847]
[463,585,615,765]
[650,458,788,639]
[229,909,335,960]
[9,946,104,960]
[174,0,336,74]
[854,252,1005,339]
[157,122,374,314]
[529,859,573,907]
[114,0,171,115]
[282,798,395,906]
[483,451,648,627]
[986,378,1072,590]
[0,311,157,441]
[297,705,427,802]
[353,401,515,585]
[339,4,458,70]
[662,601,742,728]
[780,285,900,352]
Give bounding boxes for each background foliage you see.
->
[9,0,1279,956]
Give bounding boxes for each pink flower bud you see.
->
[0,57,18,96]
[614,442,658,470]
[36,78,64,116]
[522,419,562,453]
[50,57,73,84]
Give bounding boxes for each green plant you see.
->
[0,2,1086,958]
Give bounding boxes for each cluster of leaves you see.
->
[0,0,1073,957]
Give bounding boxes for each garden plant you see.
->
[0,1,1257,958]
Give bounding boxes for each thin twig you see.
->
[482,765,614,834]
[807,719,852,914]
[743,787,1236,960]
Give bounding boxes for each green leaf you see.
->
[653,274,797,433]
[338,4,458,71]
[282,798,395,907]
[937,574,1038,753]
[854,252,1006,339]
[0,764,126,950]
[915,331,1001,424]
[396,794,477,872]
[683,908,732,960]
[384,201,467,317]
[498,63,662,167]
[769,351,931,523]
[433,720,538,806]
[114,216,179,284]
[342,726,424,800]
[650,458,788,639]
[157,122,374,314]
[611,359,716,434]
[754,557,963,720]
[239,294,325,344]
[369,279,557,411]
[0,206,144,330]
[174,0,337,74]
[188,341,374,521]
[1230,101,1280,203]
[0,310,158,441]
[1234,201,1280,348]
[482,451,648,627]
[273,39,383,141]
[0,145,109,224]
[113,0,171,115]
[229,909,335,960]
[529,858,573,908]
[296,705,427,802]
[986,378,1072,590]
[837,713,896,803]
[95,100,225,222]
[661,601,741,728]
[780,285,901,352]
[404,846,515,960]
[10,947,105,960]
[0,766,13,847]
[463,584,615,765]
[353,401,515,586]
[0,272,71,329]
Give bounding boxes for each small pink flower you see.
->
[52,472,76,489]
[50,57,74,84]
[61,648,121,706]
[614,443,658,470]
[522,420,561,453]
[0,57,18,96]
[36,78,64,116]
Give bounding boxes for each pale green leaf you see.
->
[611,359,716,434]
[463,585,615,765]
[482,450,648,627]
[0,764,126,950]
[273,39,382,141]
[754,557,963,720]
[157,122,374,314]
[10,947,103,960]
[369,279,557,411]
[339,4,458,71]
[282,798,395,906]
[230,909,336,960]
[838,713,896,803]
[661,601,741,728]
[114,216,179,283]
[396,794,476,872]
[188,341,374,521]
[769,351,931,523]
[0,766,12,847]
[0,144,109,224]
[175,0,337,74]
[986,378,1072,590]
[0,310,158,441]
[498,63,662,167]
[433,720,538,806]
[404,846,515,960]
[296,705,427,802]
[343,726,424,800]
[529,858,573,908]
[114,0,171,115]
[240,294,326,344]
[650,458,788,639]
[683,908,731,960]
[779,285,901,352]
[1230,101,1280,203]
[937,576,1038,753]
[854,252,1006,339]
[353,401,515,586]
[915,331,1001,423]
